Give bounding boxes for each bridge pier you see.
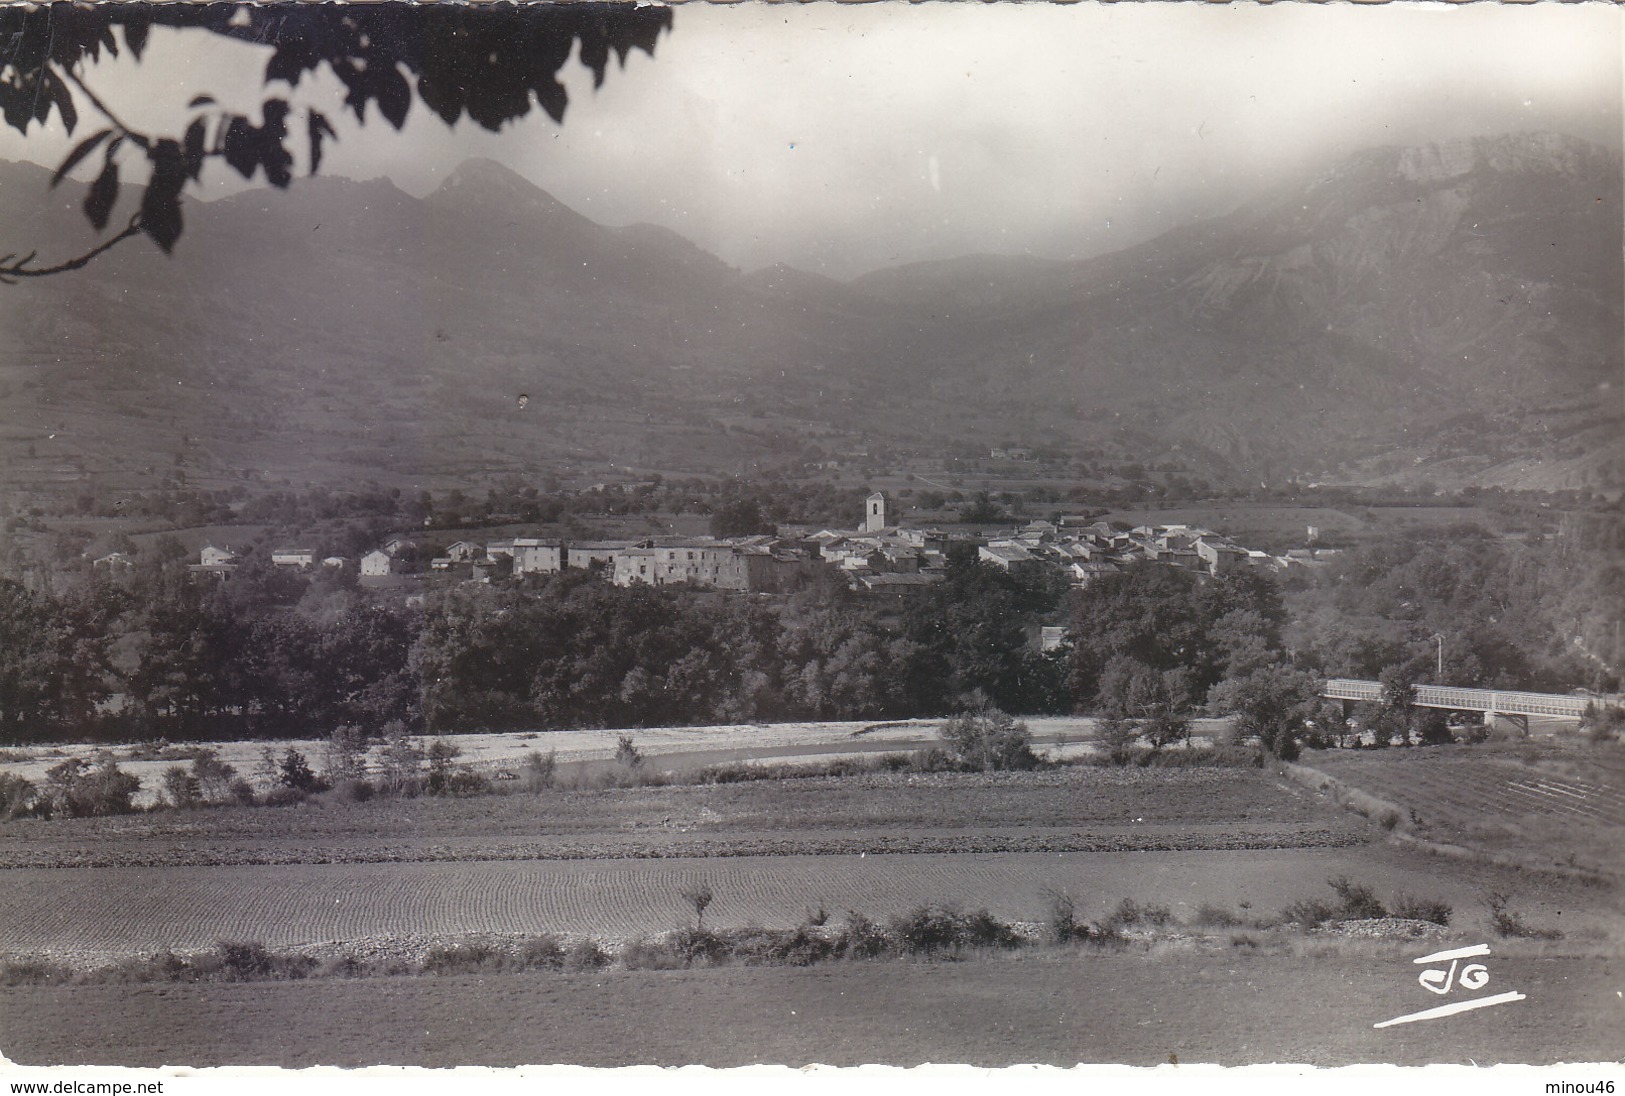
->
[1483,709,1531,737]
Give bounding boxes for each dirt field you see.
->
[1,744,1619,1068]
[1293,739,1625,881]
[2,949,1617,1067]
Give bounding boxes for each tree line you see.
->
[0,518,1616,753]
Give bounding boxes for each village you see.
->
[95,491,1343,601]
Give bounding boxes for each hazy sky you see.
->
[3,2,1620,278]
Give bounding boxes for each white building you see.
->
[512,539,564,576]
[271,547,315,569]
[864,492,888,534]
[200,545,237,567]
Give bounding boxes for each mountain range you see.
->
[0,129,1619,503]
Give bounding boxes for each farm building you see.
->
[271,547,315,569]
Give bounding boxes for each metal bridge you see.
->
[1322,678,1596,724]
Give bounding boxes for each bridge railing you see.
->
[1321,678,1592,718]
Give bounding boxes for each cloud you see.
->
[0,3,1617,279]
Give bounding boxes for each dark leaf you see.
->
[258,99,293,187]
[182,119,206,181]
[416,73,464,127]
[30,79,51,126]
[123,16,150,61]
[44,71,77,134]
[535,77,567,126]
[188,95,217,109]
[375,64,410,130]
[139,140,187,254]
[223,117,258,179]
[263,141,294,189]
[1,84,33,134]
[51,128,112,188]
[265,43,314,88]
[260,98,290,134]
[306,109,336,175]
[84,158,119,232]
[578,35,610,90]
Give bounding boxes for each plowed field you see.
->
[1299,740,1625,878]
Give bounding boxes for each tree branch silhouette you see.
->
[0,2,673,278]
[0,213,142,283]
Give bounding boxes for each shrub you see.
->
[1581,702,1625,745]
[445,769,491,797]
[522,749,557,792]
[315,954,380,979]
[890,907,965,956]
[424,738,490,797]
[1042,888,1081,943]
[421,942,507,975]
[938,708,1040,772]
[41,755,141,817]
[215,941,315,981]
[619,935,684,971]
[907,746,963,773]
[614,733,644,771]
[0,772,37,820]
[278,748,324,794]
[1282,897,1337,930]
[958,908,1022,949]
[889,906,1020,956]
[1135,745,1265,769]
[161,765,201,809]
[667,927,731,967]
[562,938,610,972]
[680,880,715,929]
[424,737,461,794]
[262,784,308,808]
[1391,893,1452,927]
[836,911,896,960]
[101,949,194,984]
[379,722,423,796]
[1415,709,1453,746]
[184,750,242,805]
[1328,876,1388,920]
[1485,892,1562,940]
[732,925,838,967]
[0,958,73,986]
[1095,718,1141,766]
[514,935,566,970]
[322,725,370,785]
[323,778,376,804]
[1193,903,1243,928]
[1106,898,1174,930]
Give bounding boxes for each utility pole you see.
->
[1431,633,1445,681]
